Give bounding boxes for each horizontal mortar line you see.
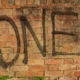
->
[0,4,80,9]
[52,31,76,36]
[54,52,80,55]
[51,12,78,15]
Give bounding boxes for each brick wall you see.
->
[0,0,80,80]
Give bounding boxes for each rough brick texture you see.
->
[0,0,80,80]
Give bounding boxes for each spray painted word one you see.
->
[0,9,78,68]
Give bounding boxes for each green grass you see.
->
[32,77,45,80]
[54,78,58,80]
[0,76,58,80]
[0,76,11,80]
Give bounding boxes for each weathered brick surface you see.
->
[45,71,63,77]
[26,71,44,77]
[0,0,80,79]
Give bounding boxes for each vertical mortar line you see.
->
[51,13,56,56]
[13,0,15,5]
[42,9,46,53]
[59,0,60,3]
[65,0,67,3]
[76,14,79,55]
[20,0,21,5]
[33,0,35,4]
[26,0,28,4]
[52,0,54,3]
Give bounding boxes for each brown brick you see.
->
[28,59,44,65]
[15,60,25,66]
[34,0,40,5]
[16,71,25,77]
[74,58,80,64]
[28,54,47,59]
[8,0,14,5]
[57,15,76,21]
[2,0,8,6]
[30,65,47,72]
[26,71,44,77]
[59,55,78,59]
[0,42,7,47]
[1,48,14,54]
[0,28,9,35]
[0,71,14,77]
[10,66,29,71]
[45,71,63,77]
[47,0,52,4]
[63,20,73,27]
[74,71,80,77]
[60,0,65,3]
[63,59,74,64]
[8,41,17,48]
[65,0,72,3]
[20,0,26,6]
[2,53,9,61]
[45,59,62,64]
[15,0,20,5]
[49,65,58,71]
[77,65,80,70]
[18,54,24,60]
[0,9,13,16]
[40,0,47,4]
[29,40,43,47]
[53,0,60,3]
[27,32,42,41]
[74,20,80,27]
[73,0,78,3]
[59,64,77,70]
[27,0,34,4]
[59,77,77,80]
[64,71,74,77]
[0,0,1,6]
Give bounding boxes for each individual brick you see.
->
[26,71,44,77]
[60,0,65,3]
[72,0,78,3]
[52,0,60,3]
[0,0,1,6]
[65,0,72,3]
[0,71,14,77]
[64,71,74,77]
[15,0,20,5]
[1,0,8,6]
[58,64,77,70]
[16,71,26,77]
[49,65,58,70]
[40,0,47,4]
[45,59,62,64]
[59,77,77,80]
[28,59,44,65]
[20,0,26,6]
[10,66,29,71]
[34,0,40,5]
[8,0,15,5]
[27,0,34,4]
[74,58,80,64]
[30,65,47,72]
[47,0,52,4]
[45,71,63,77]
[63,59,74,64]
[1,48,14,54]
[74,71,80,77]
